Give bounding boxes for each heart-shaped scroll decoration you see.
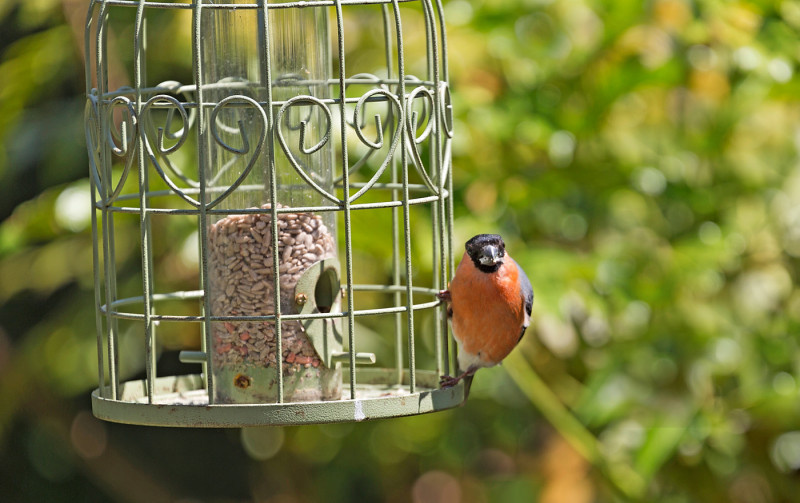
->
[141,94,267,209]
[205,94,268,209]
[140,94,198,206]
[405,85,439,196]
[89,95,138,206]
[275,95,340,205]
[347,88,404,203]
[337,73,393,182]
[143,81,200,191]
[437,81,454,189]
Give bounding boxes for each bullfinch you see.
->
[437,234,534,395]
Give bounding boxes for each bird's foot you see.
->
[439,374,461,388]
[436,290,451,302]
[440,366,479,389]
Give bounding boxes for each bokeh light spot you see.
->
[70,411,107,459]
[733,46,760,70]
[772,372,796,396]
[548,130,576,168]
[767,58,793,83]
[444,0,473,26]
[241,427,285,460]
[771,431,800,473]
[412,470,462,503]
[560,213,587,241]
[698,221,721,245]
[633,166,667,195]
[54,182,91,232]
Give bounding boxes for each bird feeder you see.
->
[84,0,460,426]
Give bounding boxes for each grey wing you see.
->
[512,257,534,340]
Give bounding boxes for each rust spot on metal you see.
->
[234,373,252,389]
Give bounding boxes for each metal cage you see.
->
[84,0,460,427]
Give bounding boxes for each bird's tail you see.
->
[462,374,475,403]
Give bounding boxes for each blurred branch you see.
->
[504,348,648,501]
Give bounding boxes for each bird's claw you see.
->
[439,375,460,388]
[436,290,451,302]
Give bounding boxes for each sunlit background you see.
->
[2,0,800,501]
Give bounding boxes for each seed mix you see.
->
[208,204,336,374]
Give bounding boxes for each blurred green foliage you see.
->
[2,0,800,502]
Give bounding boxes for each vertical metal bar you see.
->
[193,0,216,404]
[446,149,455,376]
[89,157,106,397]
[402,147,415,393]
[434,0,449,378]
[436,181,448,375]
[433,219,443,375]
[333,0,357,399]
[431,162,442,377]
[390,0,415,393]
[90,190,107,397]
[426,0,442,376]
[381,3,403,386]
[423,1,434,86]
[85,1,107,398]
[270,191,284,404]
[140,16,157,383]
[94,0,107,101]
[105,206,121,399]
[133,0,155,404]
[392,172,403,385]
[198,236,208,393]
[434,0,449,83]
[422,0,446,378]
[433,0,453,376]
[96,0,120,401]
[101,6,122,401]
[439,140,452,377]
[381,4,394,126]
[103,210,119,400]
[430,99,442,378]
[84,0,97,92]
[422,0,447,386]
[258,0,284,404]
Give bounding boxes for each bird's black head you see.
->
[465,234,506,273]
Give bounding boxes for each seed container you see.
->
[201,2,340,402]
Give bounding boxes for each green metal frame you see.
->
[92,369,463,427]
[84,0,458,426]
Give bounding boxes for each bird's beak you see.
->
[479,245,501,265]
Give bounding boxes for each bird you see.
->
[437,234,533,396]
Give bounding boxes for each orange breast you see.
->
[449,251,525,366]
